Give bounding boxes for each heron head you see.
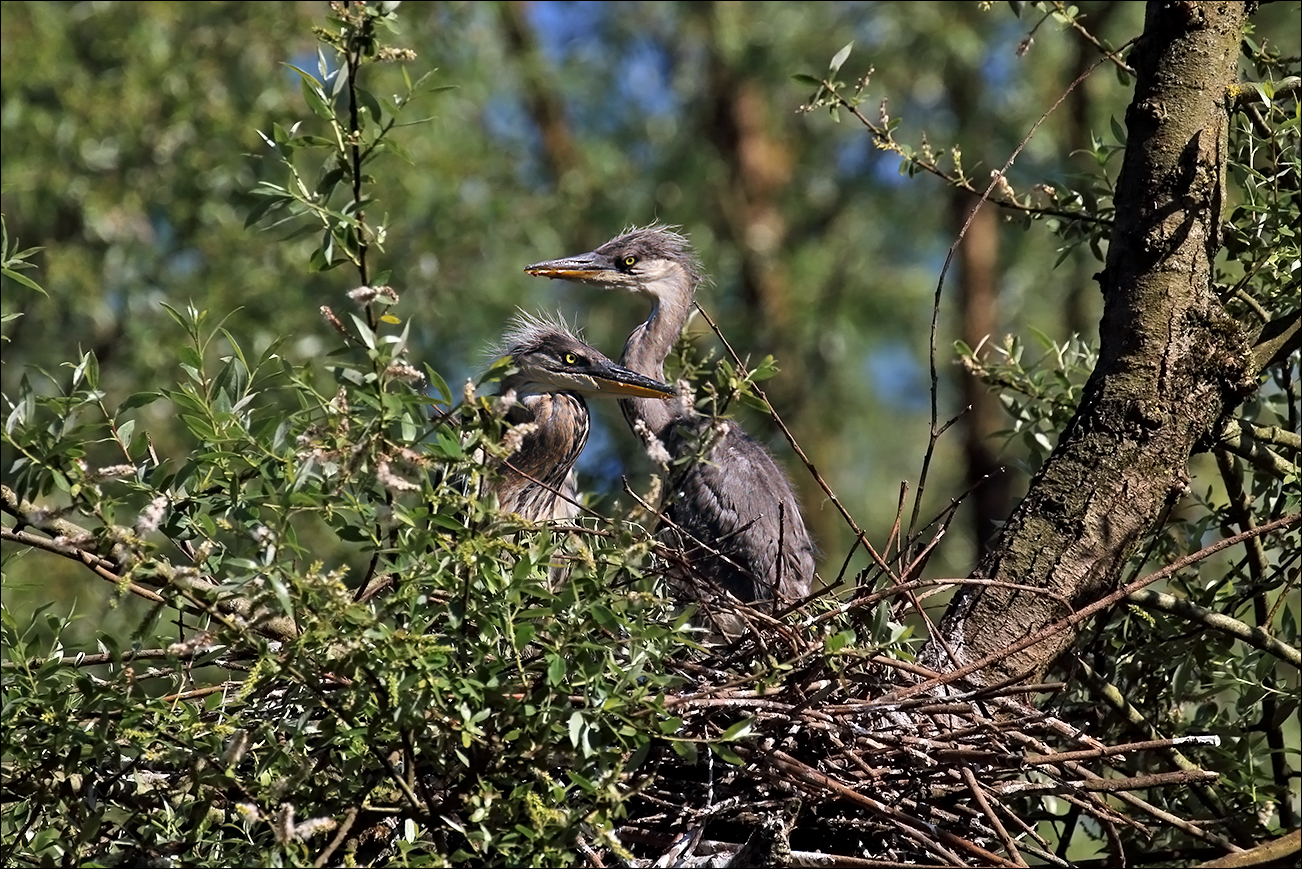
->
[524,224,702,299]
[492,313,674,400]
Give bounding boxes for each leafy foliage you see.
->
[0,7,704,865]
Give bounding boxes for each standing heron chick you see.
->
[486,313,675,523]
[525,227,816,604]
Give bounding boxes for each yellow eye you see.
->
[564,353,578,364]
[623,255,637,267]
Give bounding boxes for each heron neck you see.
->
[619,273,695,436]
[496,390,588,520]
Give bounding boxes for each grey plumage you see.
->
[525,227,816,604]
[485,313,676,523]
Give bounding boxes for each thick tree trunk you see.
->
[926,1,1256,685]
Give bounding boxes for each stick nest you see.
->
[602,604,1224,869]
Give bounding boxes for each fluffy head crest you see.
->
[596,223,703,287]
[487,310,584,365]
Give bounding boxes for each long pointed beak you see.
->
[584,359,674,399]
[524,253,606,281]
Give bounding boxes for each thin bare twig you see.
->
[883,512,1300,701]
[909,40,1137,553]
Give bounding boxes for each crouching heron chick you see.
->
[525,227,816,606]
[485,313,675,524]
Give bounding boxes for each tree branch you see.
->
[1249,310,1301,374]
[1,483,297,641]
[902,512,1299,699]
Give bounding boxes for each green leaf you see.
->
[659,716,683,735]
[243,194,285,229]
[749,355,779,382]
[356,87,385,126]
[670,739,699,763]
[426,367,453,407]
[382,136,416,166]
[335,524,370,543]
[590,604,619,632]
[825,630,854,654]
[350,314,376,350]
[829,42,853,74]
[565,769,596,793]
[266,575,296,624]
[117,393,160,414]
[436,430,463,460]
[567,711,584,749]
[309,247,332,272]
[718,718,753,741]
[180,414,216,441]
[547,654,565,687]
[316,165,346,198]
[296,72,334,120]
[1109,114,1127,147]
[1,266,46,294]
[711,743,745,765]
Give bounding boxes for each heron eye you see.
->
[563,352,579,365]
[623,255,637,267]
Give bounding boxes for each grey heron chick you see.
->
[525,228,816,604]
[486,313,675,523]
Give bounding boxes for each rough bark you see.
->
[926,1,1256,685]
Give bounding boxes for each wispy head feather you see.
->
[599,223,704,289]
[486,310,583,366]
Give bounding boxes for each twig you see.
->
[0,644,247,672]
[1024,735,1221,766]
[1004,730,1244,854]
[1,526,165,605]
[2,483,299,641]
[692,305,968,671]
[765,749,1022,868]
[883,512,1299,701]
[994,768,1219,795]
[961,766,1028,867]
[910,40,1135,550]
[1051,1,1136,76]
[1217,418,1300,478]
[692,304,898,585]
[313,805,358,868]
[1127,588,1300,668]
